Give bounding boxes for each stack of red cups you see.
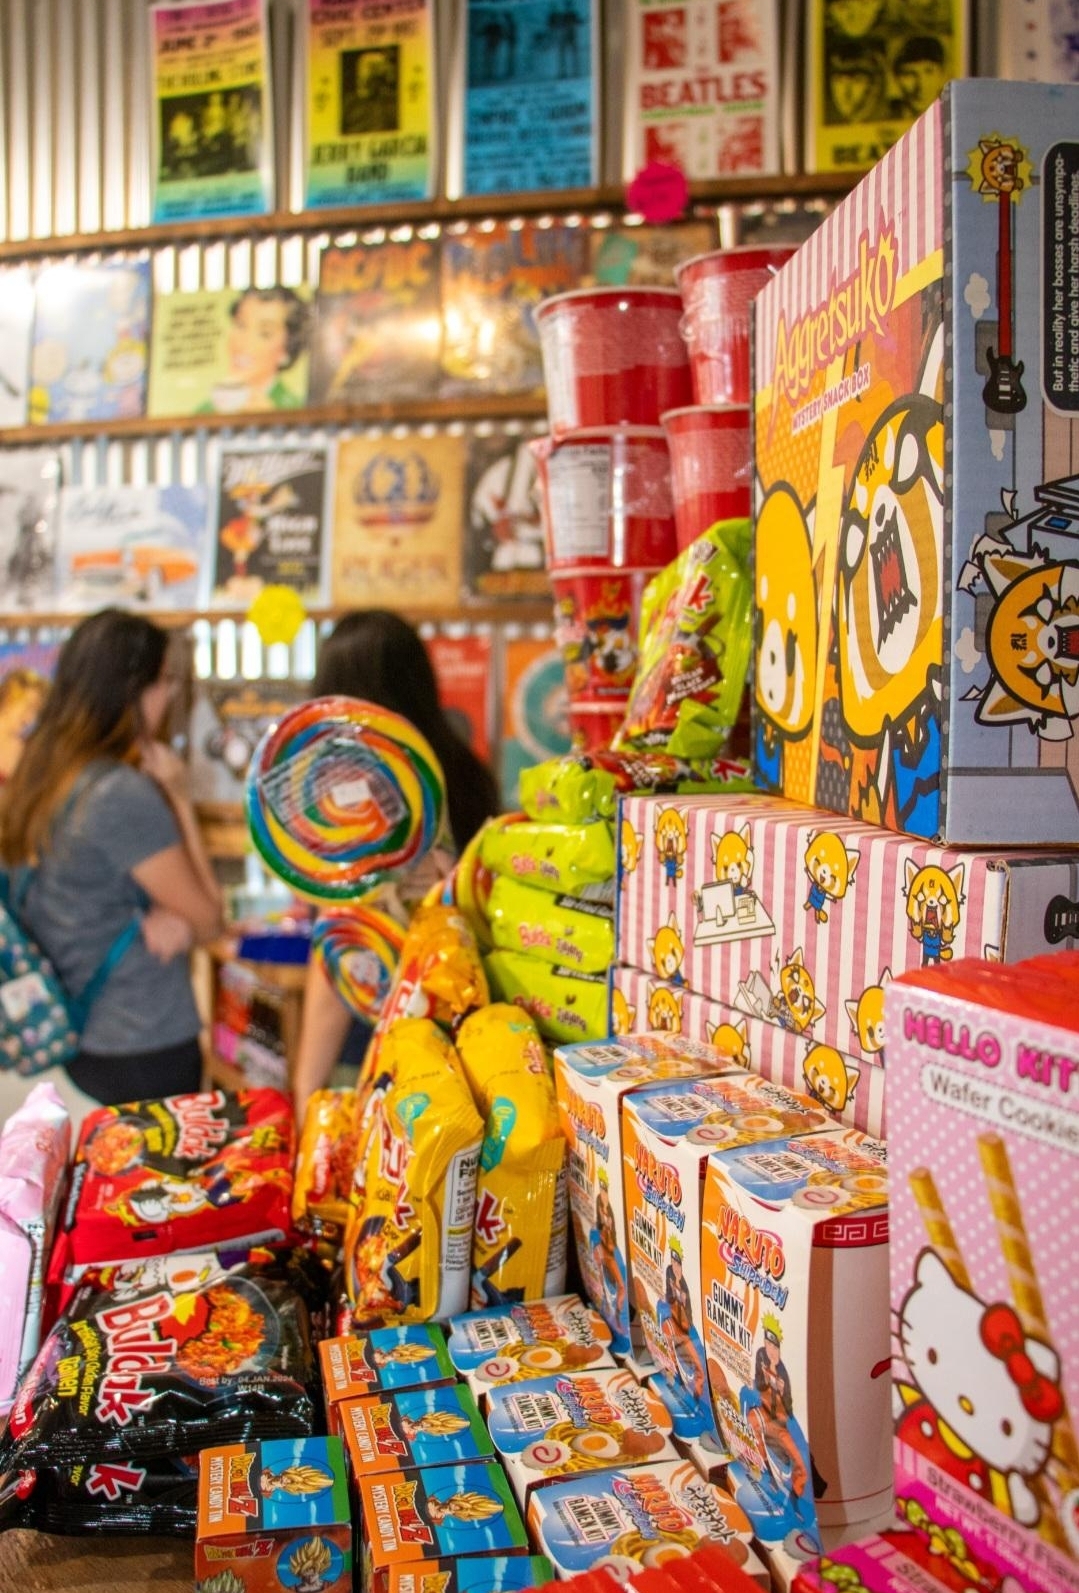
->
[533,286,689,752]
[666,245,795,550]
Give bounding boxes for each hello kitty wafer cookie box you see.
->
[886,953,1079,1593]
[553,1035,740,1355]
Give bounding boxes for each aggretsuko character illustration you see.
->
[834,324,945,834]
[647,914,686,985]
[646,983,683,1033]
[896,1249,1062,1528]
[803,831,860,923]
[712,824,754,892]
[706,1016,751,1069]
[654,806,689,885]
[904,861,964,965]
[770,949,825,1034]
[620,817,644,881]
[971,538,1079,738]
[610,986,636,1035]
[755,485,817,791]
[846,969,891,1055]
[802,1044,860,1116]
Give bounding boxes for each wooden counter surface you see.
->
[0,1530,192,1590]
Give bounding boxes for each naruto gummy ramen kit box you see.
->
[700,1127,890,1587]
[617,791,1079,1066]
[356,1460,529,1593]
[752,79,1079,844]
[886,953,1079,1593]
[553,1034,739,1355]
[445,1295,615,1403]
[319,1326,456,1434]
[51,1088,295,1274]
[339,1383,496,1479]
[196,1436,351,1591]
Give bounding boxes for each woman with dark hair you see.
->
[0,609,222,1124]
[202,285,308,414]
[291,609,501,1123]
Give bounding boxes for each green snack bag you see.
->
[479,817,616,896]
[614,518,753,759]
[487,875,614,975]
[483,950,609,1045]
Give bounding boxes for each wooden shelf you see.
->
[0,174,854,262]
[0,598,554,631]
[0,391,549,446]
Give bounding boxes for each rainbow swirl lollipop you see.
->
[312,904,406,1023]
[246,696,446,901]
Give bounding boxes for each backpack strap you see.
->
[70,916,144,1028]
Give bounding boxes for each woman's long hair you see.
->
[1,609,168,865]
[313,610,501,852]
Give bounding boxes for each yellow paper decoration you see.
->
[248,584,307,646]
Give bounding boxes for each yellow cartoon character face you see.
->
[846,969,891,1054]
[647,915,685,983]
[755,485,817,738]
[976,550,1079,735]
[654,808,688,884]
[705,1018,751,1069]
[904,861,964,963]
[836,332,944,742]
[772,949,825,1034]
[802,1044,860,1115]
[712,824,754,889]
[803,831,860,923]
[610,986,636,1036]
[647,984,683,1033]
[621,817,645,879]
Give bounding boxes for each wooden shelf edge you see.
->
[0,391,550,446]
[0,599,555,630]
[0,174,854,262]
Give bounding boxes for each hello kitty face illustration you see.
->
[898,1250,1062,1526]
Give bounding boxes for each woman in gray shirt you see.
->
[0,609,222,1120]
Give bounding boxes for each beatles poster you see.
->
[805,0,967,173]
[150,0,275,222]
[303,0,436,207]
[450,0,599,196]
[623,0,781,180]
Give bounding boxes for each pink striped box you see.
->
[753,80,1079,845]
[616,791,1079,1067]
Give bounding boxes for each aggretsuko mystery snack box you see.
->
[526,1458,768,1587]
[445,1295,615,1404]
[388,1557,555,1593]
[701,1128,891,1587]
[356,1460,529,1593]
[621,1073,830,1448]
[320,1326,456,1436]
[609,965,887,1139]
[339,1383,496,1480]
[752,79,1079,845]
[617,790,1079,1064]
[485,1366,677,1505]
[886,955,1079,1593]
[195,1435,351,1592]
[554,1034,740,1355]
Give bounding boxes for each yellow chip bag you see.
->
[292,1088,357,1244]
[455,1005,568,1309]
[343,1026,483,1325]
[348,1018,464,1212]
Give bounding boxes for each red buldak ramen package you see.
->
[0,1250,317,1471]
[49,1089,295,1278]
[0,1451,201,1536]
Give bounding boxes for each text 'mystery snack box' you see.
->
[753,79,1079,844]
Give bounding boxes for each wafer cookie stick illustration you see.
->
[909,1166,972,1290]
[977,1131,1079,1481]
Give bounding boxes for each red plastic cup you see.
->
[661,404,751,550]
[550,563,659,705]
[675,245,796,406]
[568,702,627,753]
[536,287,692,432]
[530,427,677,571]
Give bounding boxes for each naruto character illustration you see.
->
[653,1236,719,1444]
[903,861,964,966]
[590,1165,629,1348]
[827,323,945,837]
[730,1315,819,1542]
[960,475,1079,758]
[654,806,688,885]
[755,485,817,794]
